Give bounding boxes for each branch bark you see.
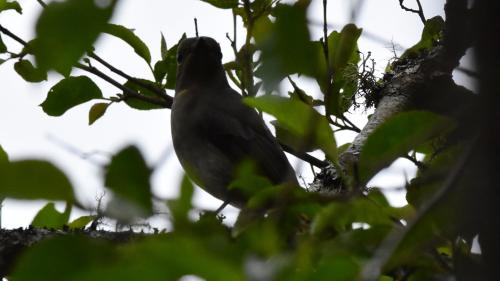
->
[0,227,147,277]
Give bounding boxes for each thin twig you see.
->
[280,143,329,168]
[0,24,170,108]
[456,66,478,78]
[88,52,173,103]
[0,24,27,45]
[321,0,336,117]
[327,116,359,133]
[194,18,199,37]
[36,0,47,8]
[399,0,426,24]
[241,0,255,97]
[76,63,170,108]
[341,115,361,132]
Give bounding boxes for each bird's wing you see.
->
[197,88,296,184]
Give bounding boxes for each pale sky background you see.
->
[1,0,473,229]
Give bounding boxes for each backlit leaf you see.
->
[31,202,71,229]
[88,102,109,125]
[0,160,75,201]
[105,145,153,216]
[244,95,337,161]
[33,0,116,75]
[359,111,451,185]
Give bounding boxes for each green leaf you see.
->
[104,23,151,64]
[68,215,96,228]
[271,120,316,152]
[153,33,186,87]
[401,16,445,58]
[244,95,337,161]
[229,160,273,198]
[168,174,194,227]
[40,76,103,116]
[0,145,8,163]
[0,160,75,201]
[322,24,362,116]
[328,24,362,73]
[200,0,238,9]
[358,111,451,185]
[258,3,318,88]
[0,34,7,53]
[88,102,109,125]
[0,0,22,14]
[33,0,116,75]
[11,236,116,281]
[123,79,164,110]
[160,32,168,60]
[12,235,245,281]
[105,145,153,216]
[311,197,394,235]
[31,202,71,229]
[14,60,47,82]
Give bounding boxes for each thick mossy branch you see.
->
[0,227,148,277]
[314,44,476,193]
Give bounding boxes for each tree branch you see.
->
[0,24,171,108]
[76,63,170,108]
[87,52,173,105]
[0,227,148,277]
[399,0,426,24]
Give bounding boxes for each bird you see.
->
[170,36,298,209]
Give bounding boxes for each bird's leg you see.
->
[215,201,230,214]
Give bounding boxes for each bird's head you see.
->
[175,36,228,92]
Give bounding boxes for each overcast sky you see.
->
[0,0,471,229]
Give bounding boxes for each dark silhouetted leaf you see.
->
[123,78,164,110]
[31,202,71,229]
[40,76,103,116]
[104,23,151,64]
[244,95,337,160]
[14,59,47,82]
[68,215,96,228]
[359,111,451,185]
[0,0,22,14]
[0,160,75,201]
[88,102,109,125]
[200,0,238,9]
[105,145,153,215]
[33,0,115,75]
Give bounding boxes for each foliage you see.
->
[0,1,485,280]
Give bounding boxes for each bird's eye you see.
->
[177,53,184,64]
